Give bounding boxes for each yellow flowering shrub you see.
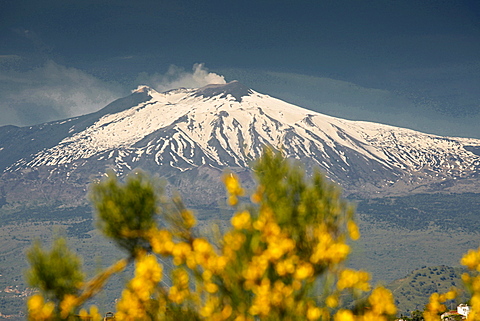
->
[27,149,401,321]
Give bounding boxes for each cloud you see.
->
[135,63,226,92]
[0,62,225,127]
[0,55,23,70]
[0,62,226,128]
[0,61,124,127]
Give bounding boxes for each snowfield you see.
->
[6,81,480,195]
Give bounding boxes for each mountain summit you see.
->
[1,82,480,207]
[193,80,252,101]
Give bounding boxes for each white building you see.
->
[457,304,470,318]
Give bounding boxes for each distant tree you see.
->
[411,309,424,321]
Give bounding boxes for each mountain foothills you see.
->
[0,81,479,210]
[1,82,480,319]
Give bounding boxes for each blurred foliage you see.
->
[91,170,159,254]
[26,238,84,303]
[25,148,479,321]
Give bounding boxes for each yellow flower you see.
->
[347,220,360,240]
[205,282,219,293]
[228,195,238,206]
[251,192,262,204]
[172,242,192,265]
[243,261,264,281]
[461,248,480,270]
[307,306,322,320]
[168,286,185,304]
[368,287,397,315]
[181,209,196,228]
[337,269,370,291]
[232,210,252,230]
[294,262,314,280]
[27,294,55,321]
[334,309,355,321]
[311,238,350,264]
[214,256,229,273]
[193,238,212,253]
[222,304,233,319]
[275,260,288,276]
[149,229,174,255]
[87,305,101,321]
[263,222,281,238]
[224,173,244,196]
[173,268,190,286]
[136,253,163,283]
[360,311,386,321]
[223,231,246,251]
[203,269,213,281]
[200,297,219,317]
[445,289,457,300]
[28,294,44,313]
[326,295,339,308]
[79,308,89,320]
[60,294,78,318]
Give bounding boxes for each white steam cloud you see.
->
[0,60,123,126]
[135,63,227,92]
[0,62,227,127]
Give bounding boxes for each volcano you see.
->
[1,81,479,208]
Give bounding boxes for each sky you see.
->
[1,0,479,138]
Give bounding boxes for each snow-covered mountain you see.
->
[1,81,480,208]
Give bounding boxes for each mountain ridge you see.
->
[0,81,479,209]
